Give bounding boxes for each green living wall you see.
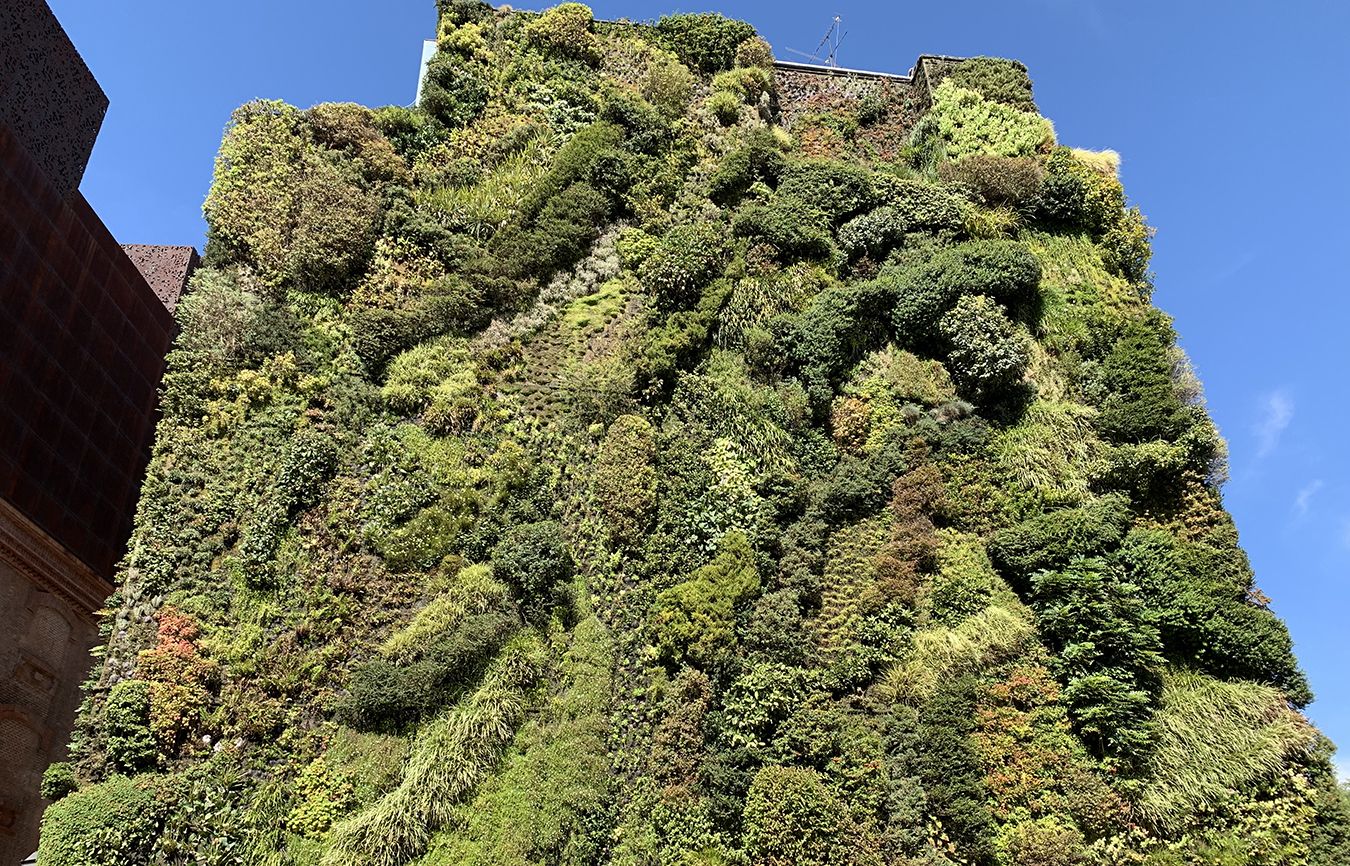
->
[43,3,1350,865]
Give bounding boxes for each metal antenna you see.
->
[786,15,846,68]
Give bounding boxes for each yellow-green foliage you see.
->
[380,565,511,663]
[323,635,546,866]
[1137,670,1317,834]
[1069,146,1120,176]
[994,399,1107,503]
[919,80,1055,161]
[414,137,552,240]
[287,758,357,838]
[421,616,614,865]
[39,775,160,866]
[882,601,1037,703]
[525,3,600,64]
[381,338,474,414]
[204,100,381,293]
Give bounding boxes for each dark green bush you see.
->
[638,279,734,394]
[41,762,79,802]
[419,51,490,128]
[937,154,1045,210]
[709,129,787,205]
[789,280,897,403]
[1036,147,1123,234]
[638,222,729,309]
[336,609,518,732]
[944,57,1036,111]
[888,239,1041,344]
[775,160,877,225]
[105,679,157,773]
[39,775,161,866]
[654,13,757,73]
[1118,529,1312,706]
[837,180,964,261]
[1095,311,1191,443]
[988,494,1132,580]
[732,200,835,262]
[372,106,449,160]
[1030,557,1163,763]
[491,520,575,622]
[910,678,998,862]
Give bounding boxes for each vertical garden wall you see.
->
[40,3,1350,865]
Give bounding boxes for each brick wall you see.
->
[0,120,178,580]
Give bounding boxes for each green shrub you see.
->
[943,57,1036,112]
[106,679,157,773]
[987,494,1132,580]
[639,52,695,118]
[1036,146,1123,233]
[381,340,469,414]
[41,761,79,802]
[776,160,876,225]
[938,294,1032,400]
[732,200,835,262]
[491,520,575,622]
[419,51,490,128]
[650,530,760,668]
[937,153,1045,210]
[909,679,999,862]
[1117,529,1311,705]
[654,13,757,73]
[742,766,853,866]
[889,239,1041,344]
[373,105,450,159]
[1100,205,1153,282]
[307,102,408,183]
[790,280,897,401]
[1029,557,1164,762]
[706,89,743,125]
[39,775,161,866]
[336,608,518,732]
[735,35,774,69]
[1095,311,1192,443]
[712,66,774,105]
[615,227,660,270]
[999,817,1088,866]
[913,79,1054,164]
[638,222,729,309]
[172,267,297,374]
[203,100,380,294]
[592,415,657,546]
[838,180,965,261]
[525,3,600,64]
[709,129,787,205]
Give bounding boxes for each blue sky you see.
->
[50,0,1350,772]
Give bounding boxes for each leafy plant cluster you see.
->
[45,5,1349,866]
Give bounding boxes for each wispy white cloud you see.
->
[1254,390,1294,458]
[1295,480,1324,516]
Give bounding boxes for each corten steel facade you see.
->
[0,1,197,860]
